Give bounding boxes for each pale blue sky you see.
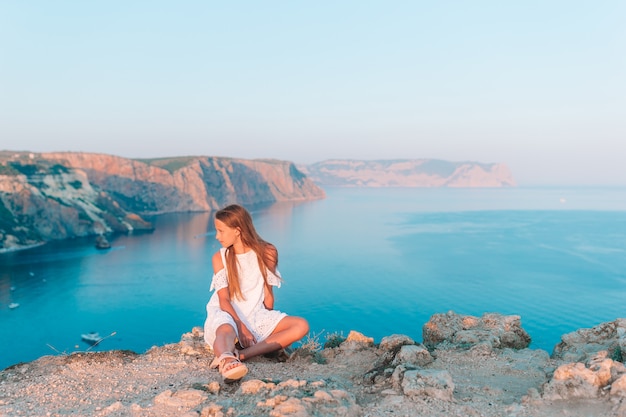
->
[1,1,624,185]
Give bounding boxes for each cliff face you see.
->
[0,152,325,251]
[41,152,324,214]
[300,159,516,188]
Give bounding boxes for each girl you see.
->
[203,204,309,382]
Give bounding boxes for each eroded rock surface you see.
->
[1,316,625,417]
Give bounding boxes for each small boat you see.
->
[95,235,111,250]
[81,332,102,345]
[8,303,19,309]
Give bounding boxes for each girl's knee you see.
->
[216,324,236,337]
[296,317,310,337]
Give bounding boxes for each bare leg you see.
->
[238,316,309,361]
[213,323,238,358]
[212,323,248,380]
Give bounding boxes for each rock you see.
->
[469,342,495,356]
[379,334,415,351]
[240,379,273,394]
[392,344,433,367]
[367,334,418,380]
[401,369,455,402]
[268,397,308,417]
[422,310,463,349]
[200,403,226,417]
[255,388,360,417]
[423,311,531,350]
[544,362,601,400]
[588,353,615,386]
[94,234,111,249]
[205,381,220,395]
[98,401,125,415]
[540,352,626,402]
[340,330,374,350]
[611,375,626,398]
[154,388,208,408]
[179,329,212,356]
[552,318,626,363]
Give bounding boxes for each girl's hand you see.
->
[237,323,257,348]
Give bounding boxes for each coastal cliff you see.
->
[1,152,516,252]
[0,151,325,252]
[1,312,624,416]
[300,159,516,187]
[40,152,324,214]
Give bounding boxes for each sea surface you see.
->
[1,186,625,370]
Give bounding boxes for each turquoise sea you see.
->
[1,187,625,370]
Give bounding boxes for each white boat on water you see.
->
[9,303,19,309]
[81,332,102,345]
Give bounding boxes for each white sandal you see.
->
[210,351,248,383]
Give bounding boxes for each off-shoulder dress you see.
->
[203,247,286,348]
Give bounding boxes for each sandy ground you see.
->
[0,330,622,417]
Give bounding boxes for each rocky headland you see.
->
[300,159,516,188]
[0,151,324,252]
[1,311,624,417]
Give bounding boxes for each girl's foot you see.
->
[210,352,248,383]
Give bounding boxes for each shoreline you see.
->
[0,241,46,254]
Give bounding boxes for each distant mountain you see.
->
[299,159,516,188]
[0,151,325,252]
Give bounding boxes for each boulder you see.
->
[422,311,531,350]
[552,318,626,363]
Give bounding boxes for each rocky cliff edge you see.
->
[1,311,624,417]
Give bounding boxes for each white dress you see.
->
[203,248,286,348]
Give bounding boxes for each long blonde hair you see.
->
[215,204,278,301]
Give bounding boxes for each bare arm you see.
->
[263,284,275,310]
[263,244,278,310]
